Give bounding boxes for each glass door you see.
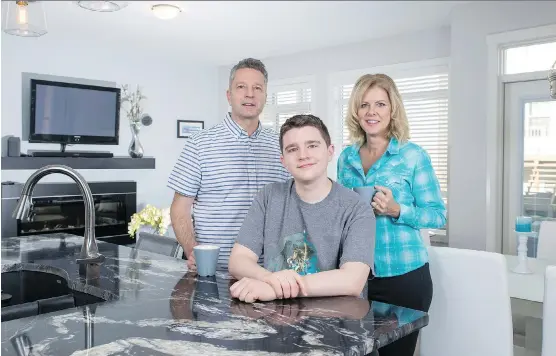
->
[502,79,556,255]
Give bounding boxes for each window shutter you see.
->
[261,82,312,132]
[339,72,449,202]
[401,74,449,198]
[341,84,355,148]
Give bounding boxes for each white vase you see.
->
[128,123,144,158]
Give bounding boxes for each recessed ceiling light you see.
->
[151,4,181,20]
[77,1,128,12]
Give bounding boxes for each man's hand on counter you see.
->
[186,250,196,271]
[184,242,198,271]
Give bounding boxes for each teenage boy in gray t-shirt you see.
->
[229,114,376,303]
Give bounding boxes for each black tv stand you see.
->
[2,156,155,170]
[29,144,114,158]
[29,151,114,158]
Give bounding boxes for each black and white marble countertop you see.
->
[1,233,428,356]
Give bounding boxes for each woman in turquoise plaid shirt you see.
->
[337,73,447,356]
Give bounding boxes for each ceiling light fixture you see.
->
[3,1,48,37]
[151,4,181,20]
[76,1,128,12]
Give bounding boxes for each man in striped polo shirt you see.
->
[168,58,290,270]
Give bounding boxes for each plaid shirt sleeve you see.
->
[392,148,447,229]
[336,147,354,188]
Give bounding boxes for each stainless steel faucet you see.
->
[12,165,105,264]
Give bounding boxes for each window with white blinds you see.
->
[260,80,313,132]
[338,72,449,201]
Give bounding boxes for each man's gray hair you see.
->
[229,58,268,88]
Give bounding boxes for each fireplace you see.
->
[1,181,136,246]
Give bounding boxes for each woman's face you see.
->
[357,86,392,139]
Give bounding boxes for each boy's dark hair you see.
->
[279,114,332,152]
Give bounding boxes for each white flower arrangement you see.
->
[120,84,147,126]
[128,204,171,238]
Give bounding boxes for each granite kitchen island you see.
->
[1,233,428,356]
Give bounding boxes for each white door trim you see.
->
[485,24,556,253]
[502,79,552,254]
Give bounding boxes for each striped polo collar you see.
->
[223,112,262,139]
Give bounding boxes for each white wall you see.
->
[1,34,218,210]
[218,26,450,113]
[218,27,451,177]
[448,1,556,251]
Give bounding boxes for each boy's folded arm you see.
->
[229,186,273,281]
[298,197,377,298]
[301,261,370,298]
[228,243,272,281]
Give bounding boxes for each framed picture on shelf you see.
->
[177,120,204,138]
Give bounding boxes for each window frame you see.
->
[328,58,451,240]
[328,57,450,145]
[502,38,556,75]
[328,59,450,178]
[260,75,316,132]
[486,23,556,253]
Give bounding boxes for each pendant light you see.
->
[3,1,48,37]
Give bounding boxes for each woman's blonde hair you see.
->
[346,73,410,146]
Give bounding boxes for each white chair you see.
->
[420,229,431,246]
[420,247,514,356]
[136,231,183,259]
[542,266,556,356]
[537,220,556,261]
[414,232,431,355]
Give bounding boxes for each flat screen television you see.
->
[29,79,121,147]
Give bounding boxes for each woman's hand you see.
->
[372,186,401,218]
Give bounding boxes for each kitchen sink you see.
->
[1,268,106,322]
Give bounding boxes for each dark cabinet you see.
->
[2,181,136,245]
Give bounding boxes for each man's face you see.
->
[226,68,266,120]
[280,126,334,184]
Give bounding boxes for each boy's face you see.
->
[280,126,334,184]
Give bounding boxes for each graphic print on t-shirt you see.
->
[267,231,320,276]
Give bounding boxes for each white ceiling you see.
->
[5,1,468,66]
